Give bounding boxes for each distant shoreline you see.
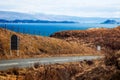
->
[0,19,76,23]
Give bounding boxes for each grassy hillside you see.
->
[0,27,120,80]
[50,26,120,51]
[0,28,99,59]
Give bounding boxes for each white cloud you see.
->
[0,0,120,17]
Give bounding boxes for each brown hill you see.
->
[50,26,120,51]
[0,28,99,59]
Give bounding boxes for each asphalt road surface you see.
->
[0,56,103,70]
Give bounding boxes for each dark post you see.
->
[10,34,19,56]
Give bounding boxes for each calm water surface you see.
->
[0,23,119,36]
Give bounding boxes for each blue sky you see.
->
[0,0,120,18]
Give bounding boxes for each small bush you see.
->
[84,60,94,66]
[110,70,120,80]
[104,50,120,69]
[33,63,40,69]
[12,68,19,75]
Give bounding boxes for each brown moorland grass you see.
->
[75,50,120,80]
[0,59,102,80]
[50,26,120,51]
[0,27,120,80]
[0,28,100,59]
[0,51,119,80]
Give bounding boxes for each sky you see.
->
[0,0,120,18]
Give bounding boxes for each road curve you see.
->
[0,56,103,70]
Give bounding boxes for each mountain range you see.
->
[0,11,120,23]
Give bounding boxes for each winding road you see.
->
[0,56,103,70]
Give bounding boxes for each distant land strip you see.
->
[0,19,76,23]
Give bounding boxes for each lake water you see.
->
[0,23,119,36]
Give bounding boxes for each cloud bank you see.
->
[0,0,120,17]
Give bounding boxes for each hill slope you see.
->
[50,26,120,51]
[0,28,99,59]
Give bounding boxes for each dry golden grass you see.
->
[0,55,119,80]
[0,59,101,80]
[0,50,120,80]
[50,26,120,51]
[75,50,120,80]
[0,27,120,80]
[0,28,100,59]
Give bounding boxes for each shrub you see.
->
[104,50,120,69]
[33,62,40,69]
[12,68,19,75]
